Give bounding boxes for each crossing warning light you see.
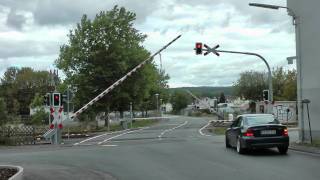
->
[43,93,51,106]
[263,90,269,101]
[53,93,61,107]
[50,124,55,129]
[195,42,202,55]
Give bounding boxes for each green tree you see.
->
[219,92,226,103]
[30,93,44,108]
[0,98,8,126]
[282,69,297,100]
[272,67,286,100]
[0,67,52,121]
[171,91,191,113]
[233,71,267,101]
[55,6,168,121]
[233,68,297,101]
[31,107,48,125]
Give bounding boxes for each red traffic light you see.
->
[52,93,61,107]
[195,42,202,55]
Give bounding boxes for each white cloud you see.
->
[0,0,296,87]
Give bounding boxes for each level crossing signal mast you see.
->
[43,93,51,106]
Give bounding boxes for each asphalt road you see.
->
[0,116,319,180]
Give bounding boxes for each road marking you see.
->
[76,143,94,146]
[97,127,149,145]
[73,129,129,146]
[101,144,118,147]
[199,121,212,137]
[158,121,188,139]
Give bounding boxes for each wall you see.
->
[288,0,320,141]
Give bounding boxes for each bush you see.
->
[31,108,49,125]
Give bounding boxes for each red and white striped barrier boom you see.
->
[70,35,182,119]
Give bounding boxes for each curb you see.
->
[289,146,320,155]
[0,165,23,180]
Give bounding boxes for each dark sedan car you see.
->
[225,114,289,154]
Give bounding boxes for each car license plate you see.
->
[261,130,276,135]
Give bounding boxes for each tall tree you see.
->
[233,71,267,101]
[0,98,8,126]
[233,68,297,101]
[219,92,226,103]
[55,6,168,120]
[0,67,52,121]
[170,91,191,113]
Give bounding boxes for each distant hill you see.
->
[169,86,234,98]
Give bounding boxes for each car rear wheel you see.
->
[225,136,231,148]
[278,146,288,154]
[236,138,246,154]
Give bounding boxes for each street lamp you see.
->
[155,93,159,116]
[249,2,304,142]
[160,98,163,117]
[249,3,296,24]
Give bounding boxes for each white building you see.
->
[193,97,217,110]
[161,103,173,113]
[288,0,320,141]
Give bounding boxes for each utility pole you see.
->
[160,98,163,117]
[130,102,133,128]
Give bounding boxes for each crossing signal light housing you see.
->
[195,42,202,55]
[53,93,61,107]
[43,93,51,106]
[263,90,269,101]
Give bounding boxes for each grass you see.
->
[296,139,320,148]
[208,127,227,135]
[131,119,159,128]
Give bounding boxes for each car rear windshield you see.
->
[244,116,279,126]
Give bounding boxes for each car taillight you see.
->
[244,129,254,137]
[282,128,288,136]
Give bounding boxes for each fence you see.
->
[0,126,48,145]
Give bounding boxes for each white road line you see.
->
[158,121,188,139]
[73,129,129,146]
[97,127,149,145]
[101,144,118,147]
[199,121,212,137]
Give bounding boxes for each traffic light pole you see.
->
[200,46,273,113]
[214,49,273,113]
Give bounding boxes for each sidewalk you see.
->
[288,128,320,155]
[289,142,320,155]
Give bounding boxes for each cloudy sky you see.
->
[0,0,295,88]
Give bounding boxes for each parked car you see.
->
[225,114,289,154]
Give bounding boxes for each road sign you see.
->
[203,44,220,56]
